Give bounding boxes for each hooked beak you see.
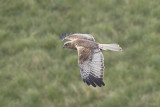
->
[63,45,65,48]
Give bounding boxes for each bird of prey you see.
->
[61,33,122,87]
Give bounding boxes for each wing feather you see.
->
[60,33,95,41]
[77,47,105,87]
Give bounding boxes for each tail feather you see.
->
[99,44,122,51]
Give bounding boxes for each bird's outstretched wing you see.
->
[77,47,105,87]
[60,33,95,41]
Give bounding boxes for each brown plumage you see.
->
[61,33,122,87]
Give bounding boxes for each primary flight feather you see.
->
[61,33,122,87]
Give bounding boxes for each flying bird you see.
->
[61,33,122,87]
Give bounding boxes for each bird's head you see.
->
[63,41,73,49]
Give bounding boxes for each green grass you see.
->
[0,0,160,107]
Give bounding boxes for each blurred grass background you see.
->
[0,0,160,107]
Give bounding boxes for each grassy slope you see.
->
[0,0,160,107]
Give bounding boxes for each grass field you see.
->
[0,0,160,107]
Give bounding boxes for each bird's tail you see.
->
[99,43,122,51]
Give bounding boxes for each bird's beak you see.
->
[63,45,65,48]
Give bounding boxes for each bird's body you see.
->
[61,33,122,87]
[67,39,98,50]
